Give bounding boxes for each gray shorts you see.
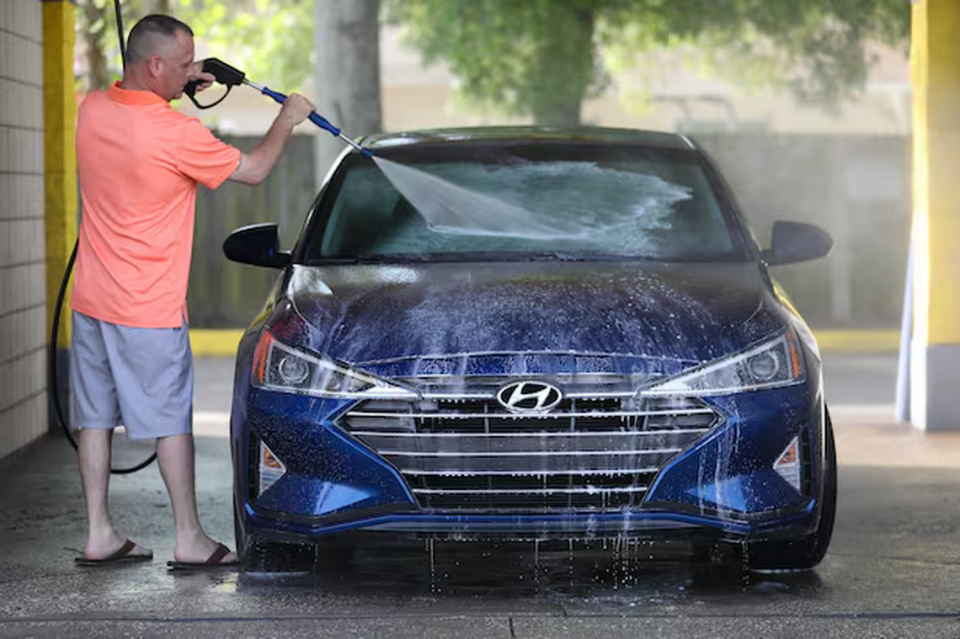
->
[70,311,193,440]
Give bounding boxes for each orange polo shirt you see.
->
[72,82,241,328]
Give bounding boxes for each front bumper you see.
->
[232,378,827,544]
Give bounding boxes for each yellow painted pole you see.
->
[43,0,77,346]
[910,0,960,430]
[43,0,78,431]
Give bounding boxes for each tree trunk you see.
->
[530,9,595,127]
[314,0,382,184]
[531,99,584,128]
[78,0,111,91]
[146,0,173,14]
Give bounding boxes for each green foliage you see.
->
[622,0,912,108]
[76,0,315,93]
[385,0,609,125]
[75,0,128,91]
[174,0,314,92]
[387,0,910,125]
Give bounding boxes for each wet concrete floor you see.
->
[1,353,959,638]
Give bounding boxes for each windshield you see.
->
[305,143,750,263]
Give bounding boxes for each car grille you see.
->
[338,392,719,513]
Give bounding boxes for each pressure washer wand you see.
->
[244,80,373,159]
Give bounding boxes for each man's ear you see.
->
[146,55,164,79]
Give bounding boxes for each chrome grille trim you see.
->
[377,449,683,457]
[414,486,650,495]
[350,429,710,438]
[415,391,644,400]
[338,391,719,512]
[401,468,663,476]
[347,408,713,420]
[390,454,672,474]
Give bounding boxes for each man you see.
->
[71,14,314,567]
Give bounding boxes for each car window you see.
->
[307,143,750,263]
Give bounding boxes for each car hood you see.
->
[280,262,784,366]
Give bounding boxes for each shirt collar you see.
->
[106,81,169,106]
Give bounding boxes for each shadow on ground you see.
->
[228,536,824,603]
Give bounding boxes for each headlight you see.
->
[641,330,804,397]
[251,331,417,399]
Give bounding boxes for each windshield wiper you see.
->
[522,251,586,262]
[311,254,431,265]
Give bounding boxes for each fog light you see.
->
[773,437,801,492]
[259,441,286,496]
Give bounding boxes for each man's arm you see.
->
[230,93,315,186]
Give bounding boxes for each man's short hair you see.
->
[126,14,194,65]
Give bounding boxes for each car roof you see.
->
[360,126,699,152]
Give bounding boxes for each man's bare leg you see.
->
[78,428,152,559]
[156,433,237,564]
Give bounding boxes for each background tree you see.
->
[314,0,383,180]
[386,0,910,126]
[76,0,320,94]
[176,0,314,92]
[76,0,172,92]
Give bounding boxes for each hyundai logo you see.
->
[497,381,563,413]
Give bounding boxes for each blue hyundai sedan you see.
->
[224,127,836,573]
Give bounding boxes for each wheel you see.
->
[234,503,316,573]
[233,502,248,557]
[745,408,837,572]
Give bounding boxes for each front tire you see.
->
[746,408,837,572]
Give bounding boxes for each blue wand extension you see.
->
[244,80,374,159]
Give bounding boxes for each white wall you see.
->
[0,1,47,459]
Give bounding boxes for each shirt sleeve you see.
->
[176,117,242,190]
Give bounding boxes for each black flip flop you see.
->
[75,539,153,566]
[166,543,238,570]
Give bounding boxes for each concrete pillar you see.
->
[43,0,77,434]
[909,0,960,430]
[0,1,47,459]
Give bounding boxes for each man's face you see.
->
[152,30,196,101]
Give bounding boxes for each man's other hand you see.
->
[230,93,319,186]
[278,93,316,127]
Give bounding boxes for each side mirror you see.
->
[223,223,291,269]
[761,221,833,266]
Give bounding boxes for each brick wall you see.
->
[0,2,47,459]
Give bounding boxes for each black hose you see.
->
[48,0,156,474]
[50,242,156,474]
[114,0,126,69]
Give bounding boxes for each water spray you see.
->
[185,58,549,238]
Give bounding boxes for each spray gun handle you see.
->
[258,86,342,137]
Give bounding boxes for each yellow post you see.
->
[43,0,78,430]
[910,0,960,430]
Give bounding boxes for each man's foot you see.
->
[167,542,238,570]
[76,537,153,566]
[82,530,153,561]
[171,535,238,567]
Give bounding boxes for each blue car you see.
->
[224,127,836,573]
